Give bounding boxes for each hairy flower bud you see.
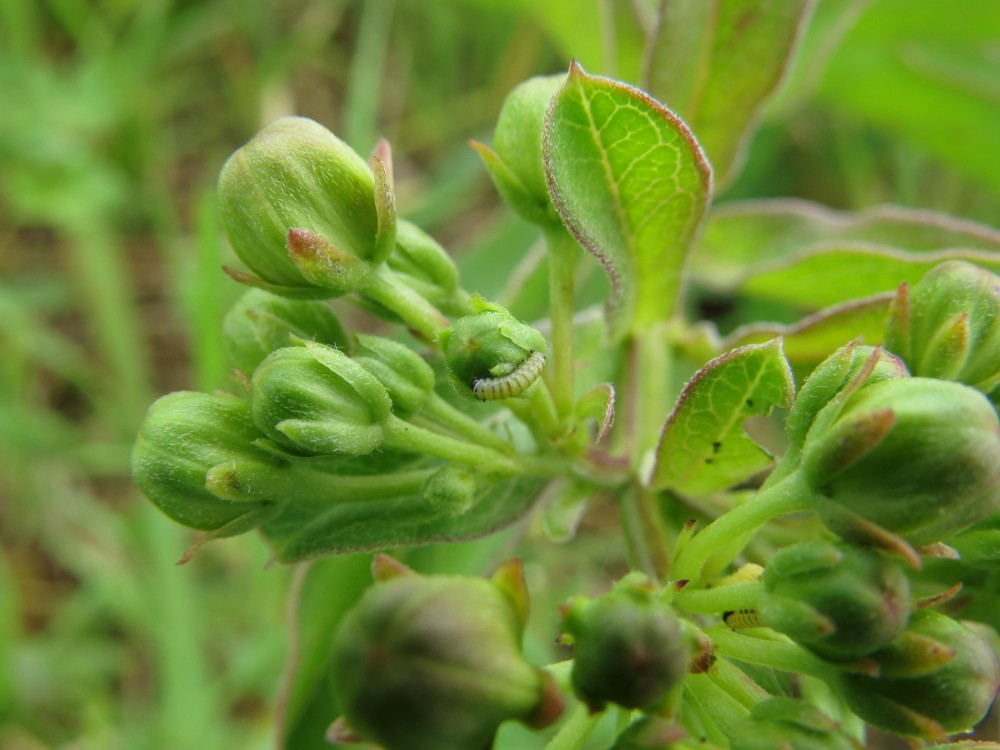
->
[330,559,561,750]
[727,698,862,750]
[760,541,910,660]
[563,573,688,712]
[387,220,463,313]
[352,333,435,418]
[800,378,1000,546]
[886,261,1000,393]
[786,343,907,459]
[838,610,1000,738]
[473,75,564,226]
[439,296,548,400]
[250,341,391,457]
[222,289,349,376]
[218,117,384,295]
[131,391,280,532]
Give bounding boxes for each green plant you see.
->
[130,4,1000,749]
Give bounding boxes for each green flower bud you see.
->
[727,698,862,750]
[330,559,561,750]
[563,573,688,712]
[439,296,548,400]
[218,117,383,295]
[473,75,564,226]
[760,541,910,661]
[387,220,463,313]
[222,288,349,376]
[131,391,280,532]
[838,610,1000,738]
[801,378,1000,546]
[352,333,435,418]
[786,343,908,458]
[249,341,391,457]
[886,261,1000,393]
[422,464,501,517]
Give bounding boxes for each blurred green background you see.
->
[2,0,1000,748]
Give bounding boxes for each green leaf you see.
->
[544,61,712,340]
[649,339,794,494]
[724,293,894,372]
[693,199,1000,290]
[740,244,1000,311]
[646,0,813,188]
[260,475,547,563]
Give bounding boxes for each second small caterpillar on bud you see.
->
[472,350,546,401]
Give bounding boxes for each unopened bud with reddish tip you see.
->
[330,559,562,750]
[838,610,1000,738]
[218,117,386,295]
[760,541,910,661]
[562,573,689,712]
[886,261,1000,394]
[800,378,1000,546]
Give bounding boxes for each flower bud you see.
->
[439,296,548,400]
[131,391,280,532]
[218,117,383,295]
[785,343,907,459]
[387,220,463,313]
[886,261,1000,393]
[837,610,1000,738]
[474,75,564,226]
[222,288,349,376]
[760,541,910,660]
[330,559,561,750]
[563,573,688,712]
[727,698,862,750]
[801,378,1000,546]
[421,465,501,517]
[352,333,435,418]
[249,341,391,457]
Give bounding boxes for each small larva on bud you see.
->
[472,351,546,401]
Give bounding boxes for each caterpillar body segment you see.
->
[723,609,765,630]
[472,350,546,401]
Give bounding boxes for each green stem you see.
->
[383,415,520,472]
[630,322,671,470]
[543,224,578,422]
[708,657,770,710]
[530,378,562,440]
[362,265,451,341]
[672,471,813,582]
[683,673,750,741]
[543,703,603,750]
[673,581,763,615]
[421,393,512,452]
[707,625,840,684]
[619,489,658,580]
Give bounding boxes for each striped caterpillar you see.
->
[472,350,546,401]
[723,609,764,630]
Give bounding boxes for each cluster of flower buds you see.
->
[329,556,563,750]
